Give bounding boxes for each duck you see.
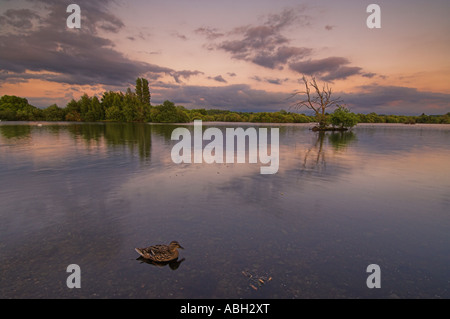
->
[135,241,184,262]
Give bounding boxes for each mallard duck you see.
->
[135,241,184,262]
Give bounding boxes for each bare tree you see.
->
[292,76,342,129]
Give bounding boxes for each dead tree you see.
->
[292,76,342,129]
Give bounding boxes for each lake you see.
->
[0,122,449,299]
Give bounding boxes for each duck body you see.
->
[135,241,183,262]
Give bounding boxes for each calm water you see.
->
[0,122,449,299]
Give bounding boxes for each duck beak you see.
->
[179,245,184,249]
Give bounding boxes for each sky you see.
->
[0,0,449,115]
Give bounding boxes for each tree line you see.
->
[0,78,449,124]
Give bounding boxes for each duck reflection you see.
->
[136,256,185,270]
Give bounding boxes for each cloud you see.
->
[362,72,377,78]
[195,26,224,40]
[342,85,450,115]
[208,75,228,83]
[196,7,368,81]
[153,84,290,111]
[0,0,201,87]
[251,46,312,69]
[289,57,349,75]
[171,31,188,41]
[171,70,204,83]
[252,76,290,85]
[289,57,362,81]
[0,8,41,29]
[200,8,312,70]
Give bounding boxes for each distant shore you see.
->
[1,94,449,125]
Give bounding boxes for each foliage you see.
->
[150,101,190,123]
[43,104,66,121]
[0,95,43,121]
[330,106,358,129]
[0,79,449,125]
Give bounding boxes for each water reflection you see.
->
[328,131,357,150]
[0,122,153,160]
[0,124,32,139]
[136,257,186,270]
[0,123,449,298]
[302,131,357,172]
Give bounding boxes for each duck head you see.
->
[169,241,184,250]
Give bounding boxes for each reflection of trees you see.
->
[149,123,180,141]
[66,123,152,160]
[0,125,32,140]
[303,131,357,172]
[303,132,326,172]
[0,123,154,160]
[328,131,357,151]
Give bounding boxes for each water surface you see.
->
[0,122,449,298]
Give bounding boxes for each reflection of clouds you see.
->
[353,124,450,153]
[0,124,109,168]
[2,123,450,298]
[117,126,360,222]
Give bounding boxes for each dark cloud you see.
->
[252,76,290,85]
[289,57,362,81]
[195,26,224,40]
[171,31,188,41]
[196,7,369,81]
[200,8,312,70]
[342,85,450,115]
[208,75,228,83]
[322,66,363,81]
[0,8,41,29]
[289,57,349,75]
[0,0,201,87]
[265,7,310,30]
[157,84,290,111]
[362,72,377,78]
[171,70,204,84]
[251,46,312,69]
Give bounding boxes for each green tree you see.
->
[150,100,190,123]
[91,96,104,121]
[43,104,66,121]
[84,96,103,122]
[136,78,143,104]
[0,95,43,121]
[65,98,81,121]
[105,105,124,122]
[224,112,242,122]
[330,106,358,129]
[142,78,151,106]
[79,94,92,120]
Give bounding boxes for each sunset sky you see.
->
[1,0,449,114]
